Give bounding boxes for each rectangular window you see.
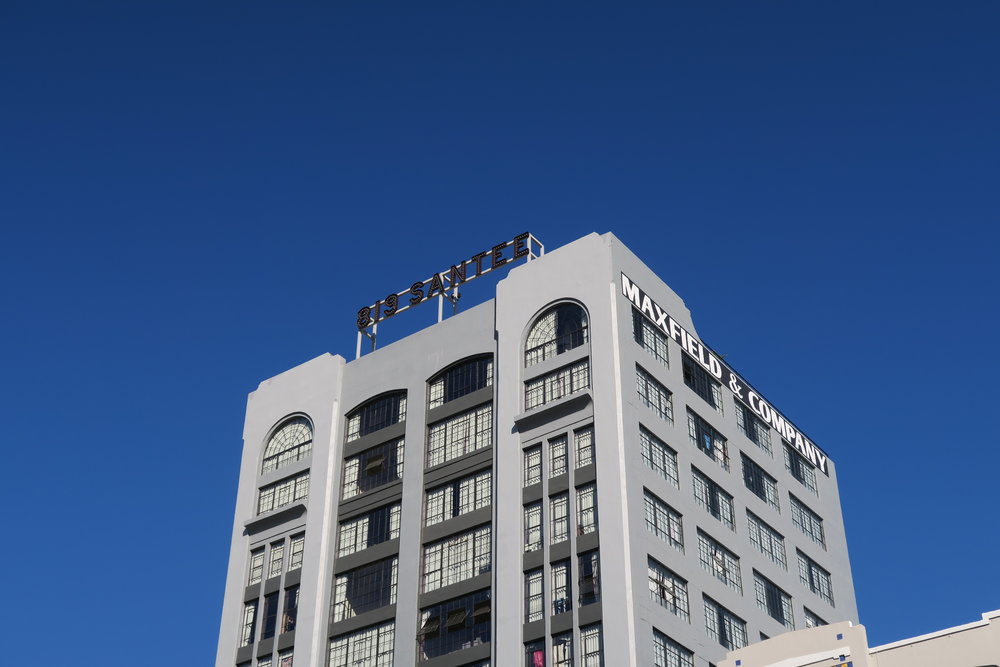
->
[524,502,543,552]
[747,511,787,569]
[704,596,748,650]
[692,467,735,530]
[698,531,741,592]
[248,548,265,586]
[682,353,723,412]
[643,490,683,550]
[652,629,694,667]
[578,550,600,606]
[552,631,573,667]
[640,425,679,488]
[422,525,491,592]
[424,470,491,526]
[346,394,406,442]
[416,590,491,661]
[240,600,258,646]
[524,568,543,623]
[736,401,772,455]
[338,504,401,557]
[282,585,299,633]
[258,656,272,667]
[257,471,309,515]
[277,651,292,667]
[288,534,305,570]
[523,445,542,486]
[525,360,590,410]
[549,435,568,476]
[798,552,834,605]
[687,410,728,470]
[648,557,689,620]
[576,484,598,535]
[790,495,826,548]
[262,591,279,640]
[551,559,572,615]
[785,442,818,494]
[804,608,827,628]
[637,365,673,424]
[332,557,398,622]
[428,357,493,409]
[268,541,285,579]
[633,308,669,366]
[575,426,594,467]
[525,640,545,667]
[580,623,603,667]
[550,493,569,544]
[742,454,780,511]
[329,621,394,667]
[426,404,492,468]
[754,571,794,629]
[342,440,403,500]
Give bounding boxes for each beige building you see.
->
[719,609,1000,667]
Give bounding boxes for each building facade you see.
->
[718,609,1000,667]
[216,232,858,667]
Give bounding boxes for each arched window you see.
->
[262,417,313,474]
[428,355,494,409]
[525,303,589,366]
[346,391,407,442]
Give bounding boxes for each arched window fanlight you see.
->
[525,303,589,366]
[262,417,313,474]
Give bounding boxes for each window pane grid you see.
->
[329,622,394,667]
[288,534,305,570]
[652,629,694,667]
[633,308,669,367]
[576,484,598,535]
[798,552,834,605]
[648,557,689,620]
[342,440,404,500]
[644,490,683,550]
[257,471,310,515]
[580,623,603,667]
[525,361,590,409]
[429,357,493,409]
[640,426,679,488]
[687,410,728,470]
[785,442,819,494]
[790,495,826,548]
[697,531,741,592]
[550,493,569,544]
[426,404,492,468]
[754,572,795,629]
[575,426,594,467]
[682,353,723,413]
[747,511,787,569]
[523,446,542,486]
[425,470,491,526]
[704,596,748,650]
[692,467,735,530]
[339,504,402,557]
[736,401,772,455]
[346,393,407,442]
[551,560,572,615]
[524,502,542,552]
[525,568,543,622]
[578,550,601,606]
[422,525,491,592]
[637,366,673,424]
[742,454,780,512]
[549,435,568,476]
[332,557,398,622]
[525,304,589,366]
[417,590,491,661]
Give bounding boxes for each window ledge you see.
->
[515,391,592,432]
[244,502,306,535]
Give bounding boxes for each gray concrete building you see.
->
[216,232,858,667]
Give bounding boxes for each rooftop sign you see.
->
[355,233,543,355]
[621,273,830,474]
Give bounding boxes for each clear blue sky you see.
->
[2,2,997,664]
